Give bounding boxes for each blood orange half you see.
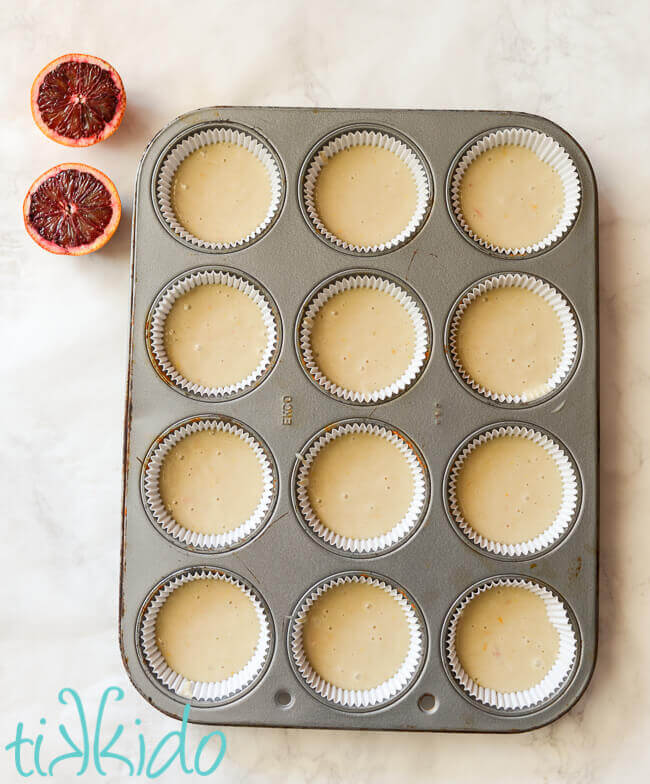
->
[23,164,121,256]
[31,54,126,147]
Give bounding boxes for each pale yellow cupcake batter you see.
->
[302,581,410,690]
[459,145,564,249]
[455,585,559,693]
[455,435,563,545]
[313,145,418,247]
[156,578,260,682]
[454,286,565,399]
[306,431,415,540]
[171,142,271,244]
[164,284,268,389]
[309,287,416,394]
[159,429,264,535]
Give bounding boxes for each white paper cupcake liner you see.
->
[157,126,283,250]
[290,574,424,709]
[140,568,272,702]
[299,274,430,403]
[142,417,276,550]
[448,273,579,404]
[302,129,431,253]
[450,127,581,255]
[148,268,279,399]
[295,422,427,554]
[447,425,579,557]
[446,578,577,711]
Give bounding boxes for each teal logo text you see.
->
[5,687,226,778]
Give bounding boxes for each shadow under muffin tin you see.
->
[122,107,598,733]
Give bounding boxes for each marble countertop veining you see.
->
[1,0,649,781]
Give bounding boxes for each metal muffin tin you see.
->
[121,107,598,732]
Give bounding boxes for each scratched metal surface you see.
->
[120,107,598,732]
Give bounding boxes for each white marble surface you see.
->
[1,0,648,780]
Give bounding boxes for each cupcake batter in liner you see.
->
[148,268,279,400]
[157,126,283,250]
[140,568,272,703]
[450,127,581,255]
[142,416,276,551]
[447,273,579,405]
[302,129,431,253]
[298,274,430,404]
[295,421,428,554]
[445,578,577,711]
[290,574,425,709]
[447,425,579,557]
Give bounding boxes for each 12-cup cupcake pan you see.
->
[120,107,598,732]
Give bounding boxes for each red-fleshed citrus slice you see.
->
[23,163,121,256]
[31,54,126,147]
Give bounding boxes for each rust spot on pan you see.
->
[568,557,582,581]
